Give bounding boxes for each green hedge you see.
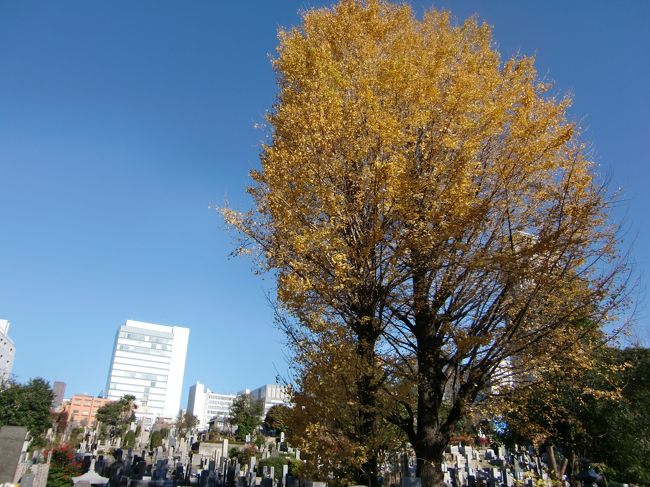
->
[257,456,303,481]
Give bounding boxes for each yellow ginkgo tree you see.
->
[223,2,630,486]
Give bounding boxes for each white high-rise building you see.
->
[187,382,236,431]
[106,320,189,427]
[0,319,16,382]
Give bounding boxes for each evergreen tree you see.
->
[229,394,263,441]
[0,378,53,446]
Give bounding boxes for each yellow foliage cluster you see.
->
[228,0,616,333]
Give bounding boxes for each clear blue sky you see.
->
[1,1,648,403]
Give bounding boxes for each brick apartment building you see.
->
[67,394,112,427]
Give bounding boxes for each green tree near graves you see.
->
[258,457,303,482]
[263,404,290,435]
[0,377,54,447]
[67,426,84,449]
[498,346,650,485]
[229,393,263,441]
[206,428,221,442]
[95,394,136,441]
[232,444,258,466]
[581,347,650,485]
[175,410,199,439]
[122,430,136,448]
[52,410,69,443]
[254,434,267,449]
[149,428,168,449]
[560,347,650,485]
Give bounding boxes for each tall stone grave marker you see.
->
[282,464,288,487]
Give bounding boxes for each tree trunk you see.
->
[413,437,446,487]
[356,328,381,487]
[412,270,448,487]
[546,445,558,478]
[570,450,582,487]
[413,346,448,487]
[360,454,379,487]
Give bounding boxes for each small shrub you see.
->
[46,444,82,487]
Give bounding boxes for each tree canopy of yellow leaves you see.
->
[223,2,629,486]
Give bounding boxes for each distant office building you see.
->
[105,320,189,427]
[187,382,236,431]
[0,319,16,382]
[250,384,290,416]
[67,394,112,427]
[188,382,290,431]
[52,381,66,409]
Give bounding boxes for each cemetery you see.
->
[13,423,609,487]
[3,369,648,487]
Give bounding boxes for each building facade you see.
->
[105,320,189,427]
[52,381,66,409]
[187,382,236,431]
[67,394,112,427]
[0,319,16,382]
[249,384,290,416]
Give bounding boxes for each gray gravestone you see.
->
[281,464,288,487]
[222,439,229,457]
[514,460,523,480]
[227,460,237,487]
[20,469,35,487]
[96,455,106,476]
[200,469,209,487]
[0,426,28,484]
